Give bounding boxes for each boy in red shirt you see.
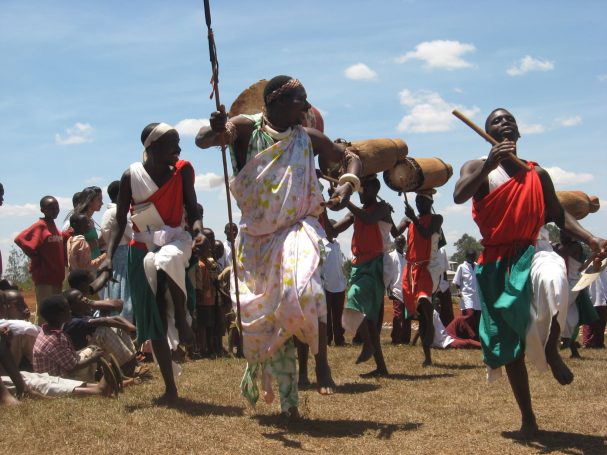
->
[14,196,65,324]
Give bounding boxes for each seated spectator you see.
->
[1,328,118,403]
[0,290,39,372]
[32,295,105,382]
[67,269,123,315]
[63,289,138,377]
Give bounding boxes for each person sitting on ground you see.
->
[412,309,481,350]
[0,290,39,373]
[14,196,65,324]
[32,295,111,384]
[63,289,138,377]
[1,328,119,403]
[66,213,107,273]
[67,269,123,315]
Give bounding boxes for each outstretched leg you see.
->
[505,355,538,438]
[545,315,574,385]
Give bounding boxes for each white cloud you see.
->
[557,116,582,127]
[518,122,545,135]
[344,63,378,81]
[598,74,607,82]
[545,166,594,185]
[507,55,554,76]
[55,122,94,145]
[397,89,479,133]
[395,40,475,70]
[441,203,471,214]
[85,176,103,185]
[175,118,209,137]
[1,203,40,217]
[195,172,225,191]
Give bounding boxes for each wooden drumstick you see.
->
[452,109,528,171]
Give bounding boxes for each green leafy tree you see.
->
[450,233,482,264]
[3,246,33,289]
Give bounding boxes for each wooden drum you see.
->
[351,138,408,176]
[557,191,600,220]
[383,157,453,193]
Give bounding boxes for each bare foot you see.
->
[360,368,389,378]
[298,375,311,389]
[0,389,20,407]
[98,359,119,397]
[315,364,336,395]
[546,350,574,385]
[154,390,178,407]
[280,406,301,423]
[355,342,374,364]
[517,415,539,439]
[176,320,194,347]
[107,354,124,393]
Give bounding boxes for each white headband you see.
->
[143,123,175,149]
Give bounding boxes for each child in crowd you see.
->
[14,196,65,324]
[63,289,138,377]
[1,328,119,404]
[191,228,217,357]
[32,295,112,384]
[66,213,107,272]
[0,290,38,373]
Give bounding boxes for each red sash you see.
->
[473,162,544,264]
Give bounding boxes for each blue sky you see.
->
[1,0,606,267]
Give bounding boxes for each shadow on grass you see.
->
[337,382,380,394]
[124,397,244,417]
[256,415,421,441]
[431,362,483,370]
[368,372,455,381]
[502,429,607,454]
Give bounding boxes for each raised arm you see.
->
[346,200,391,225]
[453,140,519,204]
[331,212,355,235]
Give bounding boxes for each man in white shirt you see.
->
[434,247,454,327]
[384,236,410,344]
[582,267,607,348]
[453,249,481,337]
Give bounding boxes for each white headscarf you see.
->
[142,122,176,162]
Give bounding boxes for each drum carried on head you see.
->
[557,191,600,220]
[383,157,453,193]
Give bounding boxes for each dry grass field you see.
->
[1,332,606,455]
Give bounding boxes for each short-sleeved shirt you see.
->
[32,324,79,377]
[64,317,96,351]
[453,262,481,311]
